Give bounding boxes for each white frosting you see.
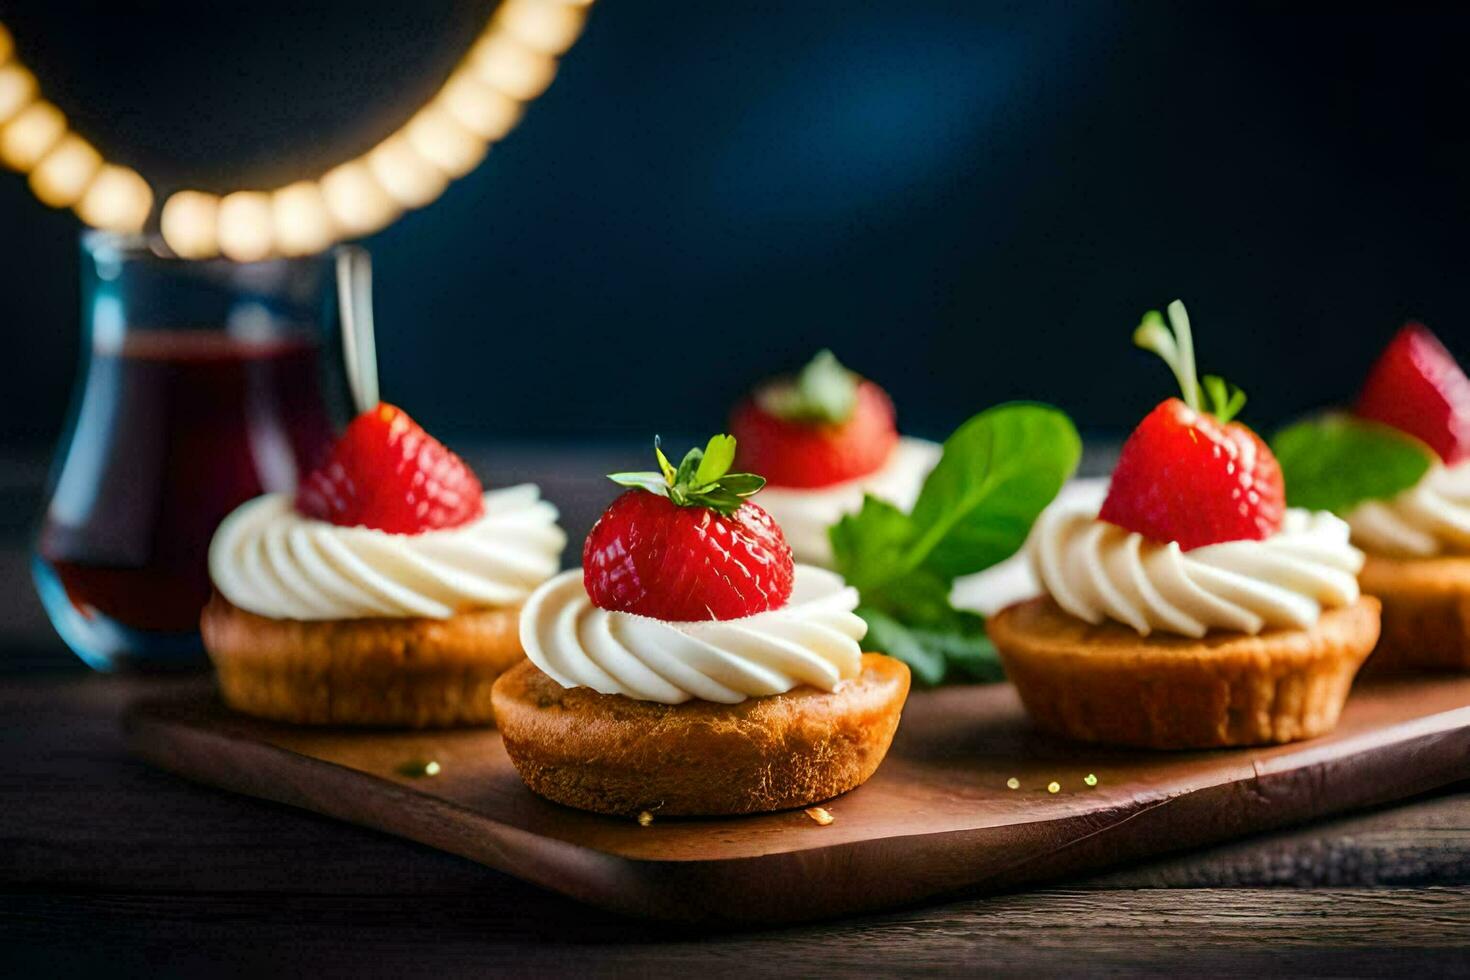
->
[756,437,940,566]
[951,478,1109,616]
[519,565,867,704]
[209,484,566,621]
[1029,498,1363,638]
[1346,461,1470,558]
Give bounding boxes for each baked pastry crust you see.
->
[1359,554,1470,671]
[201,593,525,728]
[988,596,1381,749]
[491,653,910,816]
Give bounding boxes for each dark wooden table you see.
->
[3,446,1469,976]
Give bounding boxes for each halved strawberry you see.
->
[295,403,484,533]
[1356,322,1470,464]
[1098,302,1286,550]
[731,350,899,488]
[584,435,793,621]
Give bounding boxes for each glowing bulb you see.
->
[0,23,13,67]
[0,99,64,172]
[28,133,101,207]
[495,0,588,55]
[320,159,400,237]
[367,134,447,209]
[441,71,523,142]
[160,190,220,259]
[0,64,35,128]
[74,164,152,232]
[405,103,486,179]
[217,190,274,262]
[469,34,558,101]
[270,181,333,256]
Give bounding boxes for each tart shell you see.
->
[1359,554,1470,671]
[201,593,525,728]
[491,653,910,816]
[987,595,1381,750]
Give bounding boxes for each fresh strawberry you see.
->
[584,435,793,621]
[731,350,899,488]
[1098,302,1285,550]
[295,403,484,533]
[1356,322,1470,464]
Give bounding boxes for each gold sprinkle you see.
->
[805,806,835,826]
[396,759,441,778]
[636,810,654,827]
[1047,781,1061,794]
[1005,777,1020,790]
[1084,773,1098,787]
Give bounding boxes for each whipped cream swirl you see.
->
[1346,462,1470,558]
[209,484,566,620]
[1030,499,1363,638]
[757,437,940,566]
[520,565,867,704]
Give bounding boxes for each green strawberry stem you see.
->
[607,435,766,517]
[1132,300,1247,424]
[756,349,859,425]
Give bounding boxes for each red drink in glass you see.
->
[33,234,347,670]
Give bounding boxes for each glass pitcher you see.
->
[32,232,360,671]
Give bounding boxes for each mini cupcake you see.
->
[1277,324,1470,670]
[729,350,939,566]
[203,403,565,727]
[989,302,1379,749]
[493,435,910,816]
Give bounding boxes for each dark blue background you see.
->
[3,2,1468,448]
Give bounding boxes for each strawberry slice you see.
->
[731,350,899,488]
[584,436,793,621]
[295,403,484,534]
[1098,302,1285,550]
[1356,322,1470,464]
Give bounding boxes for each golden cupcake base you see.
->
[201,593,525,728]
[1360,554,1470,672]
[491,654,911,816]
[987,596,1381,749]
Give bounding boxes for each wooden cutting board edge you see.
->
[123,698,1470,926]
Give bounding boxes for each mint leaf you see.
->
[1271,414,1434,515]
[832,402,1078,686]
[756,350,860,425]
[858,605,1002,686]
[829,496,915,594]
[906,403,1081,581]
[859,607,947,685]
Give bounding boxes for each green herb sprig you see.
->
[830,403,1081,685]
[756,349,860,425]
[608,435,766,517]
[1133,301,1247,423]
[1271,414,1434,515]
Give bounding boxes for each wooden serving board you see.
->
[125,675,1470,925]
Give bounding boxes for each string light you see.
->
[0,2,596,258]
[217,190,274,262]
[74,164,152,233]
[0,100,64,172]
[28,133,101,207]
[158,190,220,259]
[0,64,34,126]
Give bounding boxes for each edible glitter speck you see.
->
[1006,777,1020,790]
[1047,781,1061,794]
[637,811,654,827]
[396,759,441,778]
[1084,773,1098,787]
